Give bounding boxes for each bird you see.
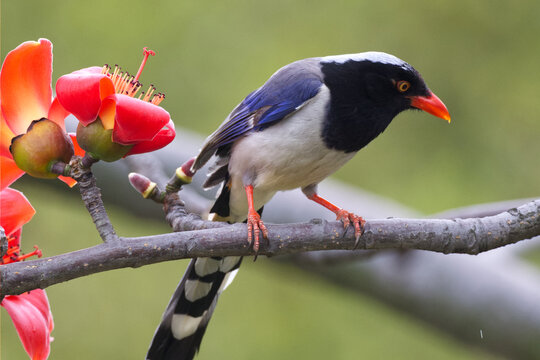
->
[146,51,450,359]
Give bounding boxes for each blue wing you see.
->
[193,59,323,171]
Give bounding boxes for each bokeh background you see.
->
[2,0,539,359]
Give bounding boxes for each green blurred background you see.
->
[2,0,539,358]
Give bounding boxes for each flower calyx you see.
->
[9,118,74,179]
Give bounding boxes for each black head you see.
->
[319,52,450,153]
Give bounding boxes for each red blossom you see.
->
[0,38,80,189]
[55,49,175,158]
[1,187,53,360]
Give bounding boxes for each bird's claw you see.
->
[335,209,366,248]
[247,210,268,256]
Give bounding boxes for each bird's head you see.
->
[319,52,450,152]
[321,52,450,122]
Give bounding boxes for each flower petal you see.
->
[56,67,115,126]
[0,39,53,135]
[57,175,77,188]
[0,187,35,236]
[1,112,16,158]
[0,155,25,190]
[111,95,171,144]
[69,132,85,157]
[126,119,176,156]
[0,110,24,189]
[47,97,70,131]
[1,289,53,360]
[19,289,54,333]
[98,96,117,130]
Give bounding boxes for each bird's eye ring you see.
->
[396,80,410,93]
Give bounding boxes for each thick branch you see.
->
[1,199,539,297]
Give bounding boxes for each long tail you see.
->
[146,256,242,359]
[147,183,242,360]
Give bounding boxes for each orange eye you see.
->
[396,80,410,92]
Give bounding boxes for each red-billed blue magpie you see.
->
[146,52,450,359]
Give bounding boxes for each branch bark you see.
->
[1,199,539,297]
[70,157,118,243]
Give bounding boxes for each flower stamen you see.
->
[151,93,165,105]
[101,64,111,74]
[17,245,43,261]
[143,85,155,102]
[100,48,165,104]
[134,47,156,81]
[1,237,42,264]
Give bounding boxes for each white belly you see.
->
[226,86,355,221]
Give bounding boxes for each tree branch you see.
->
[164,193,227,231]
[70,157,119,243]
[1,199,539,297]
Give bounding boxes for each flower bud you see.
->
[10,118,74,179]
[76,119,133,162]
[128,172,157,198]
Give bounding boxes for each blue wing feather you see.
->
[245,77,322,128]
[193,59,323,171]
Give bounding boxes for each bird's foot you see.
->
[335,209,366,248]
[247,210,268,255]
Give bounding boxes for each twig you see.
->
[1,199,538,297]
[164,193,226,232]
[70,157,119,243]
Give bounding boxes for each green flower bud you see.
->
[76,119,133,162]
[10,118,74,179]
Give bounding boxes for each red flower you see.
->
[0,38,80,189]
[1,187,54,360]
[56,48,175,161]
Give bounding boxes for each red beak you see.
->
[409,92,451,122]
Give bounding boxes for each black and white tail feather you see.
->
[146,174,246,359]
[147,134,253,360]
[146,254,242,360]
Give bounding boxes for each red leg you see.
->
[245,185,268,253]
[307,193,366,246]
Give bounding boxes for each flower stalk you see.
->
[49,161,71,177]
